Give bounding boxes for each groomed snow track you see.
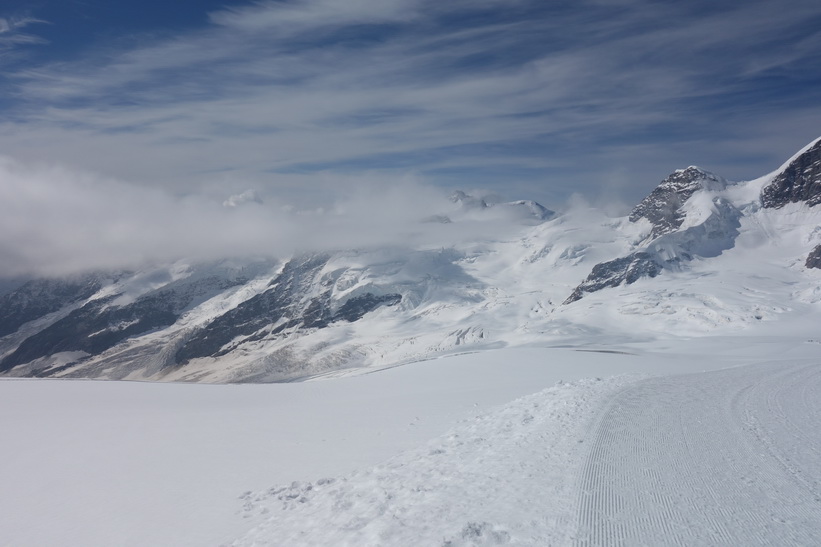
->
[574,361,821,546]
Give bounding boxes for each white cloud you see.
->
[0,156,542,278]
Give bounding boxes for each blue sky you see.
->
[1,0,820,210]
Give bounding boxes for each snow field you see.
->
[2,341,820,546]
[0,348,654,547]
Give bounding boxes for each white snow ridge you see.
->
[2,137,821,546]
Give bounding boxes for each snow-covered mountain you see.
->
[2,138,820,382]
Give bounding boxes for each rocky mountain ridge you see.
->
[1,137,820,382]
[761,138,821,208]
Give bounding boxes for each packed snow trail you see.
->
[575,361,821,546]
[230,376,639,547]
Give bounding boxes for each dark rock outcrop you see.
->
[807,245,821,269]
[563,252,661,304]
[174,255,331,363]
[761,139,821,209]
[630,167,725,239]
[0,275,104,338]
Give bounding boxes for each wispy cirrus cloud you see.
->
[209,0,419,30]
[0,15,45,54]
[1,0,820,210]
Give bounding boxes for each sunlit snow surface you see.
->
[2,334,820,546]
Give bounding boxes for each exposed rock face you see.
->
[761,139,821,209]
[563,252,661,304]
[0,275,104,338]
[0,274,244,373]
[807,245,821,269]
[174,254,328,363]
[630,167,725,239]
[174,255,401,364]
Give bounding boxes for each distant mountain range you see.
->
[2,137,820,382]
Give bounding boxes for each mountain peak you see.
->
[504,200,555,221]
[448,191,554,223]
[629,166,725,239]
[676,165,708,174]
[654,166,725,193]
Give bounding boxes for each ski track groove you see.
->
[574,361,821,546]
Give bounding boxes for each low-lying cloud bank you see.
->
[0,157,550,278]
